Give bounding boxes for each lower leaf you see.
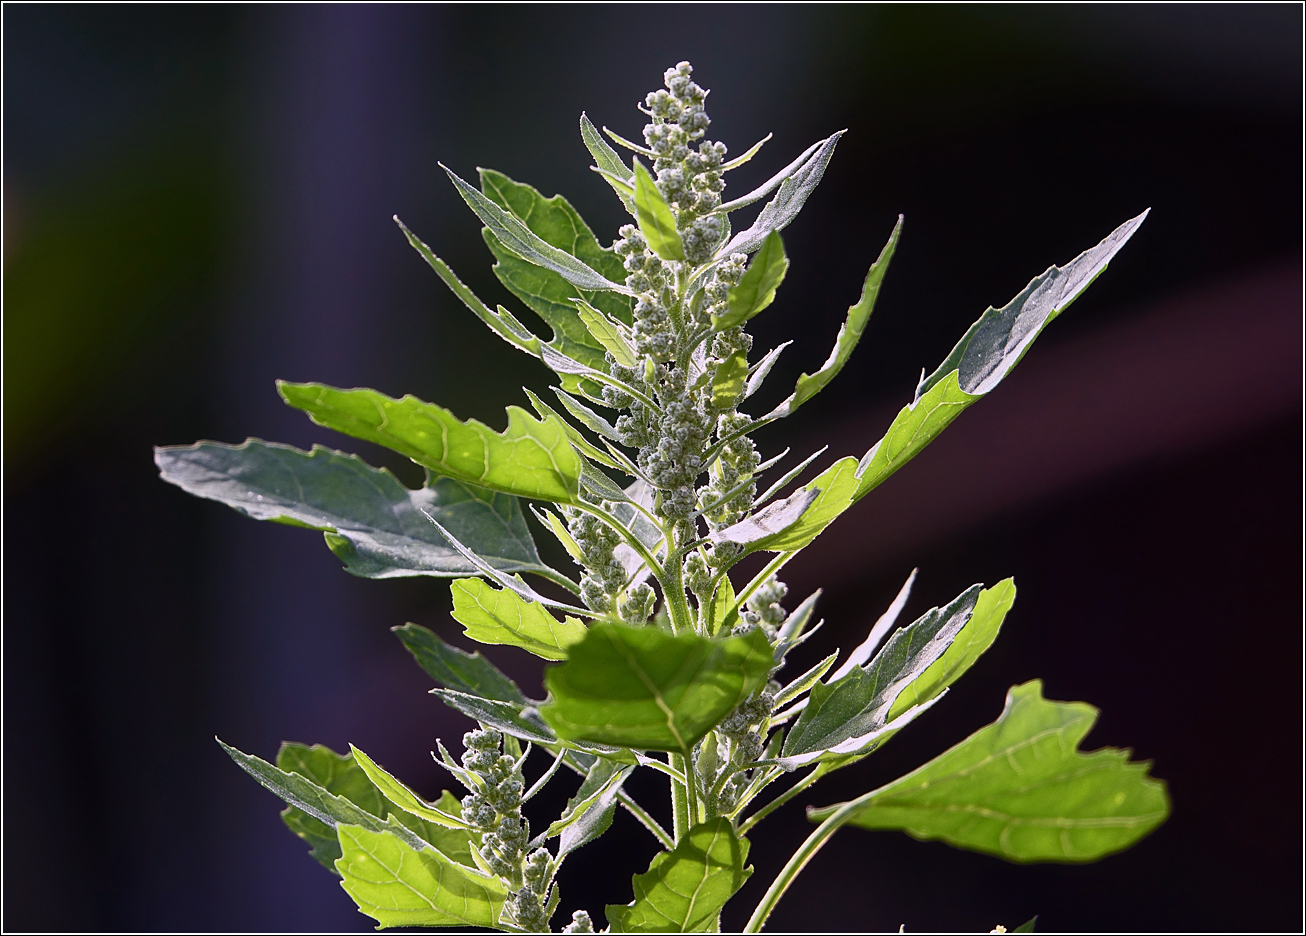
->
[606,818,752,933]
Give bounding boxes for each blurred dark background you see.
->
[4,5,1301,932]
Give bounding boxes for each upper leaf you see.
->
[581,113,637,214]
[443,163,631,295]
[541,624,774,753]
[349,745,470,830]
[633,158,686,262]
[717,132,844,258]
[606,818,752,933]
[919,210,1149,399]
[336,824,508,930]
[478,169,633,372]
[277,742,386,873]
[808,680,1170,863]
[780,585,986,767]
[451,577,588,660]
[780,215,902,415]
[713,230,788,331]
[155,440,552,580]
[278,382,583,505]
[392,623,529,704]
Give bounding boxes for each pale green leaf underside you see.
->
[278,382,583,505]
[154,439,549,580]
[541,624,774,752]
[451,577,588,660]
[810,680,1170,863]
[606,818,752,933]
[336,824,507,930]
[350,745,469,829]
[543,758,633,857]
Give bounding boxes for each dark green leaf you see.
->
[606,819,752,933]
[780,586,985,767]
[336,824,508,929]
[808,681,1170,862]
[1015,915,1039,932]
[632,158,685,262]
[718,132,843,257]
[278,382,583,505]
[392,622,529,704]
[783,215,901,414]
[443,163,629,295]
[451,577,588,660]
[541,624,773,753]
[714,230,788,330]
[220,739,431,853]
[155,440,552,580]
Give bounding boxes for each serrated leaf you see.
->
[714,230,788,330]
[782,215,901,414]
[717,132,843,258]
[155,440,553,580]
[808,680,1170,862]
[780,586,984,767]
[443,163,629,295]
[920,210,1149,399]
[336,824,508,930]
[632,158,685,262]
[478,169,633,369]
[541,624,774,753]
[606,819,752,933]
[220,740,431,853]
[451,577,588,660]
[541,759,634,857]
[886,578,1015,720]
[392,623,528,704]
[277,742,386,873]
[710,350,749,408]
[432,690,559,745]
[349,745,470,829]
[278,382,583,505]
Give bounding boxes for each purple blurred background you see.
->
[4,5,1301,932]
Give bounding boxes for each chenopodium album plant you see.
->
[158,62,1170,932]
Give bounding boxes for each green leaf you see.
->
[443,163,629,295]
[710,488,820,547]
[714,230,789,330]
[576,299,639,367]
[718,132,843,257]
[155,440,553,580]
[606,819,752,933]
[541,624,774,753]
[278,382,583,505]
[451,577,588,660]
[581,113,636,213]
[703,574,736,637]
[336,824,508,930]
[632,158,685,262]
[747,456,861,554]
[780,585,985,767]
[392,622,529,704]
[1015,915,1039,932]
[886,578,1015,721]
[432,689,559,745]
[808,680,1170,862]
[920,210,1148,399]
[853,369,977,501]
[783,215,901,414]
[711,350,749,408]
[220,740,432,854]
[277,743,386,872]
[478,169,633,374]
[541,759,634,857]
[349,745,470,829]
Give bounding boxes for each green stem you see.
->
[617,791,674,850]
[735,551,797,610]
[736,765,822,835]
[669,752,690,842]
[743,789,871,933]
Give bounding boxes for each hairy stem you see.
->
[736,764,823,835]
[617,791,674,850]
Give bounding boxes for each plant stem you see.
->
[668,752,689,842]
[617,791,674,850]
[736,764,822,835]
[743,790,873,933]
